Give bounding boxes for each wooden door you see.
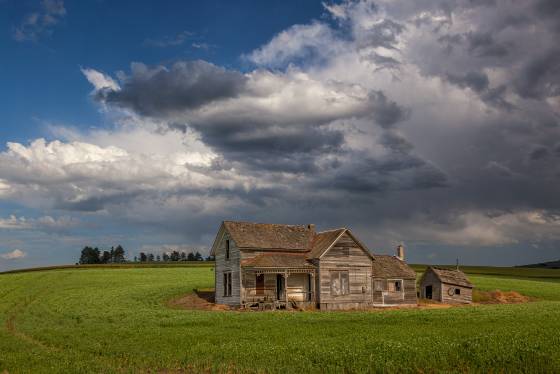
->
[256,274,265,296]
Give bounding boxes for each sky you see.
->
[0,0,559,271]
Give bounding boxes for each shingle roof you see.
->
[308,228,346,258]
[429,267,473,288]
[223,221,313,251]
[372,255,416,279]
[241,253,314,268]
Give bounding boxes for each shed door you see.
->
[425,285,432,299]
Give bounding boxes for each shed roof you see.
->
[429,267,473,288]
[223,221,313,251]
[241,253,314,268]
[372,255,416,279]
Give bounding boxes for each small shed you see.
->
[419,266,473,304]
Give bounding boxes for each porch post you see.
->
[310,270,315,303]
[284,270,290,309]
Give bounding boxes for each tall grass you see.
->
[1,267,559,373]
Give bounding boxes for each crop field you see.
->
[1,265,560,373]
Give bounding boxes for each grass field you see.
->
[1,265,560,373]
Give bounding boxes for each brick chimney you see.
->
[396,244,404,261]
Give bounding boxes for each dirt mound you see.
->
[475,290,530,304]
[168,289,230,311]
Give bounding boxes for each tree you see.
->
[187,252,196,261]
[170,250,180,261]
[139,252,147,262]
[180,251,187,261]
[101,250,111,264]
[163,253,170,261]
[194,251,203,261]
[113,245,125,263]
[79,246,100,264]
[156,254,161,262]
[205,254,215,261]
[148,253,155,262]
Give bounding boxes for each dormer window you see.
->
[225,239,230,260]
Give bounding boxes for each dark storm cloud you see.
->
[100,60,248,116]
[513,49,560,99]
[370,91,410,127]
[466,32,509,58]
[446,71,489,92]
[529,145,550,161]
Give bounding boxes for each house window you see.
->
[374,280,385,292]
[330,271,349,296]
[388,280,402,292]
[223,272,232,297]
[225,239,230,260]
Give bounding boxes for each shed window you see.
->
[455,288,461,295]
[388,280,402,292]
[223,272,232,297]
[330,271,349,296]
[225,240,230,260]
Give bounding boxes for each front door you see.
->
[425,285,433,299]
[256,274,265,296]
[276,274,285,300]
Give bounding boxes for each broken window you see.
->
[223,272,232,297]
[388,279,402,292]
[330,271,349,296]
[225,239,230,260]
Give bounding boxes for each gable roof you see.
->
[428,266,473,288]
[372,255,416,279]
[308,228,346,258]
[223,221,313,251]
[241,253,314,268]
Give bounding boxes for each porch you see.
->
[241,267,316,310]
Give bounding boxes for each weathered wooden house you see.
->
[211,221,417,310]
[419,266,473,304]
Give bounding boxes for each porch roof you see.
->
[241,253,314,269]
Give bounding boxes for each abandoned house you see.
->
[419,266,473,304]
[210,221,417,310]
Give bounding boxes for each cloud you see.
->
[99,61,247,115]
[81,68,120,91]
[0,249,26,260]
[13,0,66,42]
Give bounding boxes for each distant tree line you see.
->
[134,250,214,262]
[79,245,126,264]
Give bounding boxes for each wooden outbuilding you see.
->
[419,266,473,304]
[371,255,417,306]
[210,220,418,310]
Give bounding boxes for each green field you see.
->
[1,265,560,373]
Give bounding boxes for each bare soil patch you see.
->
[473,289,530,304]
[167,289,230,311]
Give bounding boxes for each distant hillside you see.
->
[517,260,560,269]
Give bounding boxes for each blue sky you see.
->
[1,0,560,270]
